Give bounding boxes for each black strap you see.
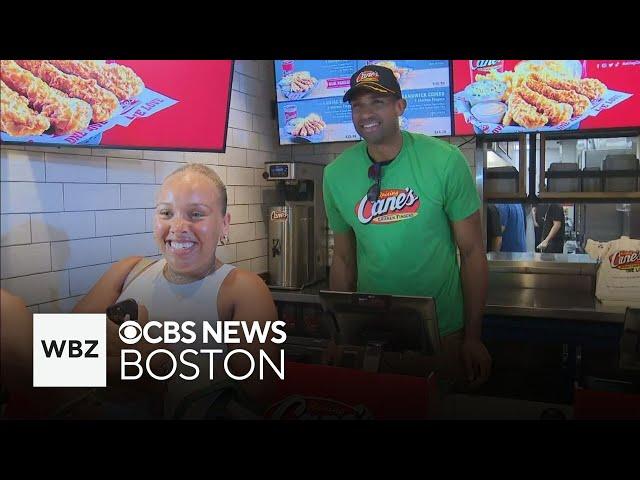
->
[366,148,396,167]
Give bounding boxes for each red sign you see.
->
[1,60,233,151]
[452,60,640,135]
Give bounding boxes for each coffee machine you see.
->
[263,162,327,289]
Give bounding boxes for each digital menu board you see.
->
[452,60,640,135]
[275,60,452,144]
[1,60,234,151]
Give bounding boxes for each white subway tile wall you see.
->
[1,243,52,279]
[110,233,159,261]
[0,60,477,312]
[69,263,113,296]
[0,62,274,310]
[95,209,146,237]
[51,237,111,270]
[1,150,46,182]
[1,214,31,246]
[31,211,96,242]
[107,158,156,184]
[227,205,249,224]
[46,153,106,183]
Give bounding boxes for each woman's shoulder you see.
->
[105,256,156,290]
[217,267,275,320]
[222,267,271,297]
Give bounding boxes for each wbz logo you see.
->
[33,314,106,387]
[41,339,99,358]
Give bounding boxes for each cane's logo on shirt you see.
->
[355,187,420,225]
[609,250,640,272]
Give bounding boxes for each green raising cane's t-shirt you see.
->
[323,130,480,336]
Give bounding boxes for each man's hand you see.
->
[461,336,492,389]
[537,240,549,251]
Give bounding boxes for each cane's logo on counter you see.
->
[270,210,288,221]
[609,250,640,271]
[355,187,420,225]
[356,70,380,84]
[265,395,372,420]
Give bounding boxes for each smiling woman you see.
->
[155,163,229,282]
[72,163,279,418]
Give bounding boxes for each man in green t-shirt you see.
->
[323,64,491,389]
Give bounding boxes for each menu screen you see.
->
[453,60,640,135]
[275,60,452,145]
[1,60,234,151]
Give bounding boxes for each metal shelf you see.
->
[539,133,640,203]
[484,193,528,201]
[539,191,640,202]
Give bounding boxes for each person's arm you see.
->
[330,229,357,292]
[452,210,488,341]
[1,289,34,390]
[486,206,502,253]
[491,235,502,253]
[322,166,355,291]
[73,256,142,314]
[222,270,280,411]
[537,205,564,251]
[1,289,95,417]
[538,220,561,248]
[452,210,492,387]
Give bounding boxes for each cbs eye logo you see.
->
[119,321,142,345]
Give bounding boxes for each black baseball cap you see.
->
[343,64,402,103]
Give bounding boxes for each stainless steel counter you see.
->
[269,284,627,323]
[267,253,628,324]
[486,288,626,323]
[486,252,598,275]
[270,281,330,304]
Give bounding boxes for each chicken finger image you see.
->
[49,60,144,101]
[1,60,92,134]
[16,60,120,123]
[575,78,607,101]
[1,80,51,136]
[528,73,590,116]
[507,92,549,129]
[531,72,606,101]
[518,82,573,125]
[307,113,325,126]
[502,108,513,126]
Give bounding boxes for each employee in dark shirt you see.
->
[535,203,565,253]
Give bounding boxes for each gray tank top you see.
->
[117,258,236,418]
[118,258,236,326]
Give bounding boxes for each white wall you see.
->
[1,60,476,312]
